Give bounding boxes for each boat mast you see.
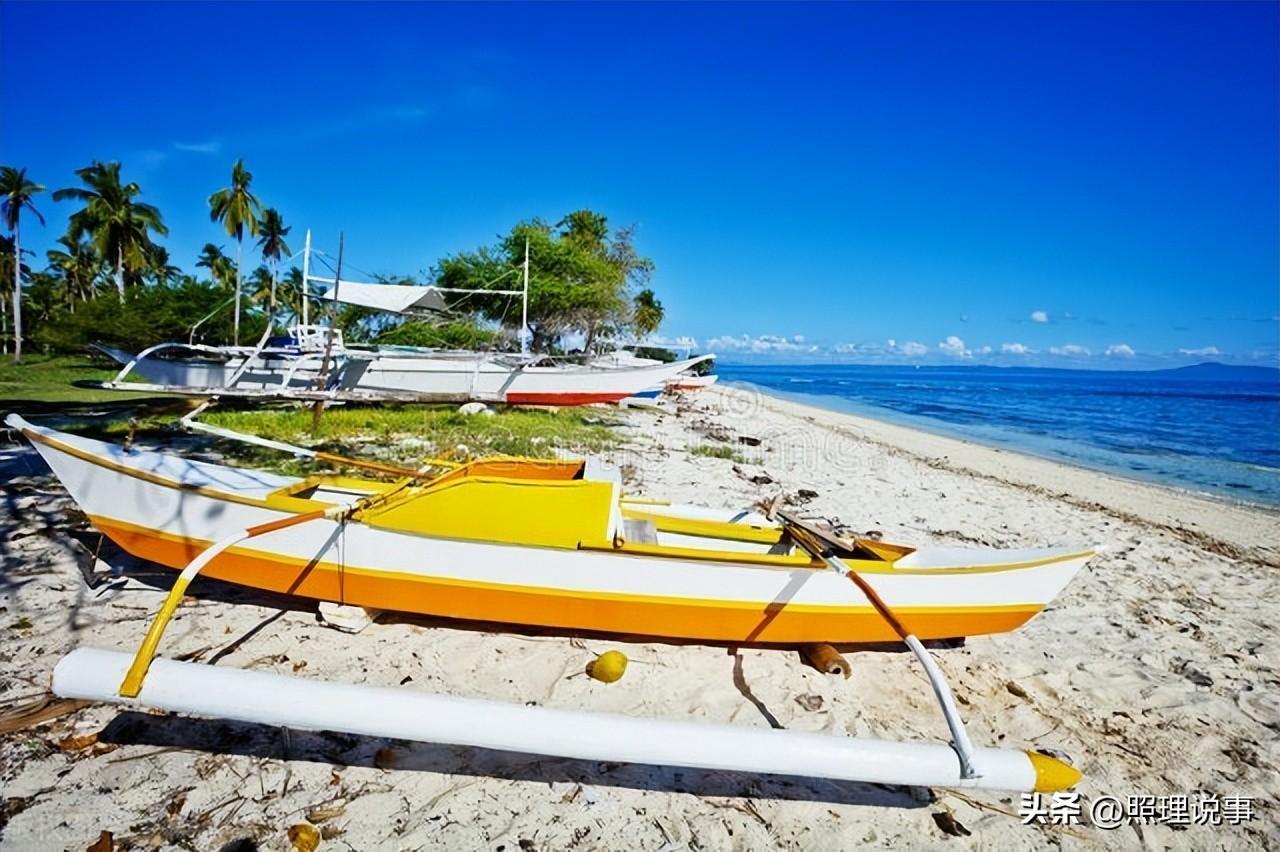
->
[301,229,312,328]
[521,237,530,354]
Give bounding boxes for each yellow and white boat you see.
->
[12,413,1090,794]
[8,414,1091,645]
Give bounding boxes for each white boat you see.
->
[101,327,716,405]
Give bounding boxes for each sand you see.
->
[1,384,1277,850]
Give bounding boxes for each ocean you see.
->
[715,363,1280,507]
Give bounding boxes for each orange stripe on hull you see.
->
[94,518,1042,644]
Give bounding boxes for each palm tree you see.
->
[208,160,262,344]
[632,288,664,338]
[0,166,45,363]
[255,207,291,314]
[277,266,304,323]
[0,236,29,356]
[196,243,235,291]
[147,245,182,287]
[46,235,104,310]
[53,161,167,301]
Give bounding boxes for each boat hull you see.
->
[11,416,1091,645]
[109,346,714,405]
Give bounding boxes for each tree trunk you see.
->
[234,239,242,346]
[1,271,8,356]
[115,245,125,301]
[12,223,21,363]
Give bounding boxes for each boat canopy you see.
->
[318,281,448,315]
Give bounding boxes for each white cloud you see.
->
[1001,342,1031,355]
[900,341,928,357]
[1104,343,1136,358]
[173,140,221,154]
[1049,344,1091,357]
[1030,310,1049,323]
[706,334,819,354]
[975,345,992,356]
[1179,346,1221,357]
[938,335,970,358]
[639,334,699,349]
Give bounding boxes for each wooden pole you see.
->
[311,232,343,436]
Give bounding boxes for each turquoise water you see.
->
[717,363,1280,506]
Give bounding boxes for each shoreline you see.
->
[714,370,1280,513]
[707,384,1280,568]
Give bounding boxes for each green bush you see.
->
[33,280,267,353]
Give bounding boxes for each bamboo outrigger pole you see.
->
[117,476,419,697]
[178,402,462,478]
[776,511,986,781]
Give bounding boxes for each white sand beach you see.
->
[2,385,1277,850]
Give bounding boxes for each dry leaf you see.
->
[86,830,113,852]
[305,802,346,823]
[288,822,321,852]
[932,811,971,837]
[58,731,100,751]
[373,747,397,769]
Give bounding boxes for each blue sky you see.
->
[1,2,1276,367]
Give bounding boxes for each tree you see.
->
[434,210,655,353]
[0,166,45,362]
[53,161,168,300]
[147,245,182,287]
[255,207,290,314]
[277,266,304,324]
[0,236,31,356]
[196,243,235,291]
[46,235,105,310]
[632,288,664,338]
[208,159,262,344]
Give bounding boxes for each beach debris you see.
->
[373,747,398,769]
[587,650,629,683]
[288,822,321,852]
[737,435,762,447]
[932,811,971,837]
[56,725,100,752]
[792,488,819,503]
[1005,680,1030,701]
[0,695,92,735]
[732,464,773,485]
[317,602,381,634]
[86,830,114,852]
[306,801,347,823]
[1172,658,1214,687]
[800,643,851,678]
[457,402,494,416]
[794,693,824,712]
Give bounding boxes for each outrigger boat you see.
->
[97,233,716,406]
[11,414,1090,793]
[100,327,714,406]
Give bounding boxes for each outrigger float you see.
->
[10,412,1089,793]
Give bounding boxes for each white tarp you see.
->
[318,281,448,315]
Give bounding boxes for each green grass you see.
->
[0,353,159,403]
[200,405,620,466]
[689,443,744,462]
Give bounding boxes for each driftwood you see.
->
[0,695,92,735]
